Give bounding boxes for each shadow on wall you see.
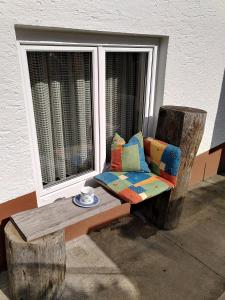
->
[210,69,225,172]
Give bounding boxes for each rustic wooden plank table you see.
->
[6,187,122,299]
[11,186,122,242]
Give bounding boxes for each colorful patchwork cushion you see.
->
[144,137,181,185]
[95,171,174,204]
[110,132,150,173]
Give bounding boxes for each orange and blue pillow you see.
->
[144,137,181,185]
[110,132,150,173]
[94,171,174,204]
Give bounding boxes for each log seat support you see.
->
[144,105,207,229]
[5,221,66,300]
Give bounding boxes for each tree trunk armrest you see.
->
[145,105,207,230]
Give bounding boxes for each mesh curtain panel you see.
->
[27,52,94,187]
[105,52,148,160]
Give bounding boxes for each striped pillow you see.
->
[110,132,150,173]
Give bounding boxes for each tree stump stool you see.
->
[5,221,66,300]
[146,106,207,229]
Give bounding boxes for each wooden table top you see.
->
[11,187,122,242]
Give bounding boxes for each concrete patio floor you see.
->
[1,174,225,299]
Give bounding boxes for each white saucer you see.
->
[72,194,100,208]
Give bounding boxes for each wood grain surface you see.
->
[11,187,122,241]
[147,105,207,229]
[5,221,66,299]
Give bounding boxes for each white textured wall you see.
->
[0,0,225,203]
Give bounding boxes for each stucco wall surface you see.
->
[0,0,225,203]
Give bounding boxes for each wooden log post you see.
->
[148,106,207,229]
[5,221,66,300]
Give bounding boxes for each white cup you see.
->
[80,186,94,204]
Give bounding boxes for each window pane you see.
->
[105,52,148,160]
[27,51,94,188]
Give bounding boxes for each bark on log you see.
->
[5,221,66,300]
[147,106,206,229]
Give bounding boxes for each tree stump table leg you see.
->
[147,106,207,229]
[5,221,66,300]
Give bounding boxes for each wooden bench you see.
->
[5,187,124,300]
[4,105,207,299]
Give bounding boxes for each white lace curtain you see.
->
[28,52,94,187]
[105,52,148,160]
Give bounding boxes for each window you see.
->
[27,51,94,188]
[20,43,157,205]
[105,51,148,161]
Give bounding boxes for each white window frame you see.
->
[98,46,157,171]
[18,42,158,207]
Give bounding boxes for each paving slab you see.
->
[90,216,225,300]
[63,236,140,300]
[191,175,225,196]
[182,182,225,221]
[218,292,225,300]
[164,205,225,278]
[162,179,225,280]
[205,174,225,189]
